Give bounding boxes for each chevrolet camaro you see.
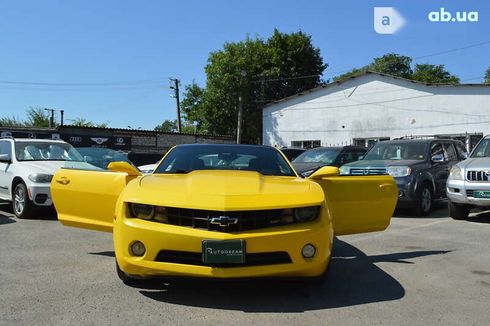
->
[51,144,397,283]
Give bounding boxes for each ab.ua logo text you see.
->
[428,8,478,23]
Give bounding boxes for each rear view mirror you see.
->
[0,154,11,163]
[308,166,340,179]
[107,161,142,176]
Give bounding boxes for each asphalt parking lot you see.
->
[1,203,489,326]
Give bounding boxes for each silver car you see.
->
[447,135,490,219]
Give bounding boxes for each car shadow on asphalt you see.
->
[393,204,448,219]
[0,214,16,225]
[133,238,450,312]
[467,211,490,224]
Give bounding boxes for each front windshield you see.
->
[363,142,427,161]
[15,142,83,162]
[470,139,490,158]
[292,148,341,164]
[154,145,296,177]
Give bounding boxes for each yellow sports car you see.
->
[51,144,397,283]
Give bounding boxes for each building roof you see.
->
[263,71,490,108]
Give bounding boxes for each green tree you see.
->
[334,53,412,81]
[412,64,460,84]
[370,53,413,78]
[181,29,327,143]
[485,67,490,84]
[154,120,177,132]
[0,116,25,127]
[70,117,108,128]
[25,107,51,127]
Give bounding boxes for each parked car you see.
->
[279,147,306,161]
[76,147,131,169]
[447,135,490,219]
[0,137,84,218]
[340,138,467,216]
[292,146,367,177]
[51,144,397,284]
[138,162,158,174]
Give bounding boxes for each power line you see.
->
[0,78,169,87]
[413,40,490,60]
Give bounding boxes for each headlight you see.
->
[128,203,168,222]
[129,203,155,220]
[339,166,350,175]
[293,206,319,222]
[387,166,411,178]
[449,165,463,180]
[28,173,53,183]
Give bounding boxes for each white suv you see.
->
[0,138,83,218]
[447,135,490,219]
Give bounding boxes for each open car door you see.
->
[309,167,397,236]
[51,162,140,232]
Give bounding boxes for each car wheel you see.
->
[13,182,33,219]
[449,201,470,220]
[415,184,432,216]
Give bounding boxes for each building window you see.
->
[291,140,321,149]
[353,137,390,148]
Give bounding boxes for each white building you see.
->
[262,72,490,150]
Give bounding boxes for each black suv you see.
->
[339,139,467,216]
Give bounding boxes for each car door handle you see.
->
[55,177,70,185]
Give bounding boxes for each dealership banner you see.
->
[61,135,131,150]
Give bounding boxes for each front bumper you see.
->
[394,177,416,207]
[114,212,332,279]
[447,179,490,207]
[27,185,53,206]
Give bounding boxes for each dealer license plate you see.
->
[473,190,490,198]
[202,240,245,264]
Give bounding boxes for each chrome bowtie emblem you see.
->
[209,216,239,227]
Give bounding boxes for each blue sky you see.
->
[0,0,488,130]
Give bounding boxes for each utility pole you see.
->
[236,95,243,144]
[44,108,55,128]
[60,110,64,126]
[169,78,182,133]
[236,70,247,144]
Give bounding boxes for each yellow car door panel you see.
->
[313,175,397,236]
[51,169,132,232]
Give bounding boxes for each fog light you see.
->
[301,244,316,259]
[130,241,146,257]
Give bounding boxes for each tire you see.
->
[12,182,33,219]
[449,201,470,220]
[414,183,432,216]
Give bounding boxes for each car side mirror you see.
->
[308,166,340,179]
[107,161,141,176]
[358,156,364,160]
[431,154,445,163]
[0,154,12,163]
[462,152,469,160]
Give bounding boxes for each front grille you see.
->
[466,189,474,197]
[467,170,490,182]
[155,250,292,267]
[165,207,289,232]
[350,168,387,175]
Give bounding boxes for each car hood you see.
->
[457,157,490,170]
[124,170,324,211]
[343,159,422,168]
[17,161,67,175]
